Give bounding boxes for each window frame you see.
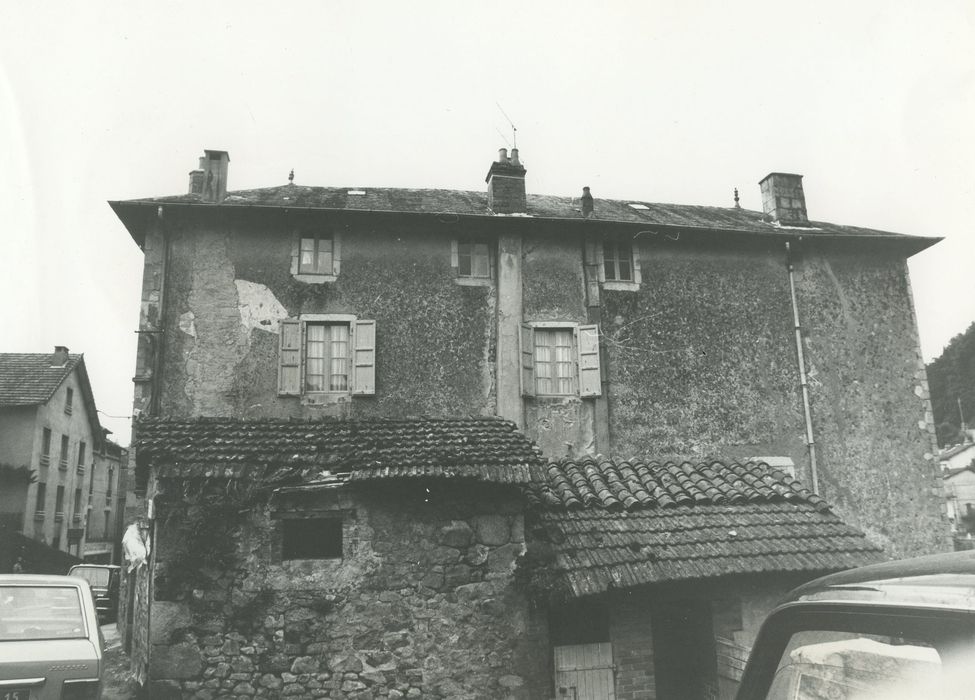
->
[35,481,47,517]
[451,238,494,285]
[64,387,73,415]
[520,322,602,398]
[41,427,52,465]
[59,434,70,469]
[278,314,376,400]
[290,230,342,283]
[598,237,642,291]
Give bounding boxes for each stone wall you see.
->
[148,482,549,700]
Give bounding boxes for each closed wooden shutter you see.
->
[577,324,602,397]
[554,642,615,699]
[278,318,302,396]
[520,324,535,397]
[351,320,376,395]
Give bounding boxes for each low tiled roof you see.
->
[0,353,82,406]
[527,457,882,596]
[111,184,938,250]
[135,416,541,484]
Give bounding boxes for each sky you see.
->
[1,1,973,446]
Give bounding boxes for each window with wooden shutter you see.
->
[577,324,602,397]
[351,320,376,395]
[278,318,302,395]
[520,324,535,397]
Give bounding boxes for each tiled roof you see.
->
[527,457,882,595]
[111,184,937,248]
[0,353,82,407]
[135,417,542,484]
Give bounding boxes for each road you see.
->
[101,622,139,699]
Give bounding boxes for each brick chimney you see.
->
[200,150,230,203]
[759,173,808,226]
[485,148,527,214]
[52,346,69,367]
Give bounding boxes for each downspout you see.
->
[786,240,819,494]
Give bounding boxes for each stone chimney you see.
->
[759,173,808,226]
[52,346,69,367]
[200,150,230,203]
[485,147,527,214]
[188,157,205,195]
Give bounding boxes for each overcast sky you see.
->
[2,1,973,446]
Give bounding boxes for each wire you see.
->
[97,410,132,420]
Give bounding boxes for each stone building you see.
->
[110,148,948,699]
[0,348,123,565]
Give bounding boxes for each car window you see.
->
[765,629,969,700]
[0,585,87,641]
[70,566,111,587]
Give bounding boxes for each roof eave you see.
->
[110,198,941,256]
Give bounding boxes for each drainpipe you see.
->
[786,241,819,494]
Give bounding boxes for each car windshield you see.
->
[70,566,111,587]
[765,629,972,700]
[0,585,87,641]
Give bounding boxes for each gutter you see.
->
[786,240,819,494]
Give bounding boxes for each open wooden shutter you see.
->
[351,319,376,395]
[520,324,535,397]
[577,324,602,397]
[278,318,302,396]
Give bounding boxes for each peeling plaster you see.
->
[234,279,289,333]
[178,311,196,337]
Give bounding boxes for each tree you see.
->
[927,321,975,447]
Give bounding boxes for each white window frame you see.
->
[290,230,342,283]
[278,314,375,402]
[450,238,494,286]
[520,322,602,398]
[598,237,642,291]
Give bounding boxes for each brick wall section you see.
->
[610,596,655,700]
[147,483,548,700]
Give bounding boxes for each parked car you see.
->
[737,549,975,699]
[0,574,103,699]
[66,565,120,624]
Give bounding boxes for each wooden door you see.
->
[554,642,616,699]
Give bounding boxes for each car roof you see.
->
[786,549,975,610]
[0,574,90,586]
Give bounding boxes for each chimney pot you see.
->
[485,147,527,214]
[758,172,808,226]
[52,346,69,367]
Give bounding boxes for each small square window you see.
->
[298,234,334,275]
[282,518,343,560]
[603,241,634,281]
[457,241,491,278]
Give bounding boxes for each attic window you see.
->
[282,518,342,560]
[628,203,649,210]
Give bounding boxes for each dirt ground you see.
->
[101,623,140,699]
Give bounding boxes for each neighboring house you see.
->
[939,440,975,472]
[84,436,128,563]
[0,348,120,564]
[110,148,948,699]
[944,463,975,531]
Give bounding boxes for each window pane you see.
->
[305,325,327,391]
[604,259,616,280]
[472,244,490,277]
[618,259,632,281]
[328,325,349,391]
[554,330,575,394]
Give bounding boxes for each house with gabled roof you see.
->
[111,147,948,699]
[0,347,118,565]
